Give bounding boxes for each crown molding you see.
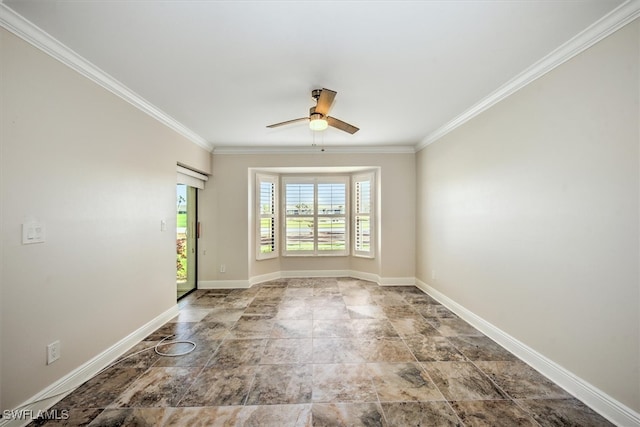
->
[212,145,416,155]
[416,0,640,151]
[0,3,214,153]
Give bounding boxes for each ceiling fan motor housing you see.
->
[309,106,322,118]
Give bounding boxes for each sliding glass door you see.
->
[176,184,197,299]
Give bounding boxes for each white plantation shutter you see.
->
[256,173,278,260]
[317,182,347,252]
[285,180,315,253]
[353,172,374,257]
[283,176,348,256]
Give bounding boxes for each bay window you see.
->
[254,170,375,259]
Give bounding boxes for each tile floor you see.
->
[32,278,612,426]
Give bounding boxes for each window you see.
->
[256,173,278,260]
[254,169,376,260]
[353,172,375,258]
[283,176,348,256]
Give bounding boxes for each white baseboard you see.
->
[198,279,250,289]
[378,276,416,286]
[348,270,381,283]
[0,305,179,427]
[249,270,409,287]
[280,269,353,279]
[203,271,414,289]
[248,271,282,286]
[278,271,414,287]
[415,279,640,427]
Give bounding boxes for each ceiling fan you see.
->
[267,88,359,134]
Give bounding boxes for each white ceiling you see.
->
[2,0,627,152]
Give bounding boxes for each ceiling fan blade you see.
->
[327,116,359,134]
[315,88,337,116]
[266,117,309,128]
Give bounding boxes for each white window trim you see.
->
[256,173,278,260]
[282,175,350,257]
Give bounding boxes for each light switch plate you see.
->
[22,221,45,244]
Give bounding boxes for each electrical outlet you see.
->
[431,270,436,281]
[47,340,61,365]
[220,264,226,273]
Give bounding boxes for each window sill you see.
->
[352,253,375,259]
[282,253,349,257]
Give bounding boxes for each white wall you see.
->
[0,28,211,410]
[416,20,640,411]
[198,152,415,284]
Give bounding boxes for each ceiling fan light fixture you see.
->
[267,89,358,134]
[309,113,328,131]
